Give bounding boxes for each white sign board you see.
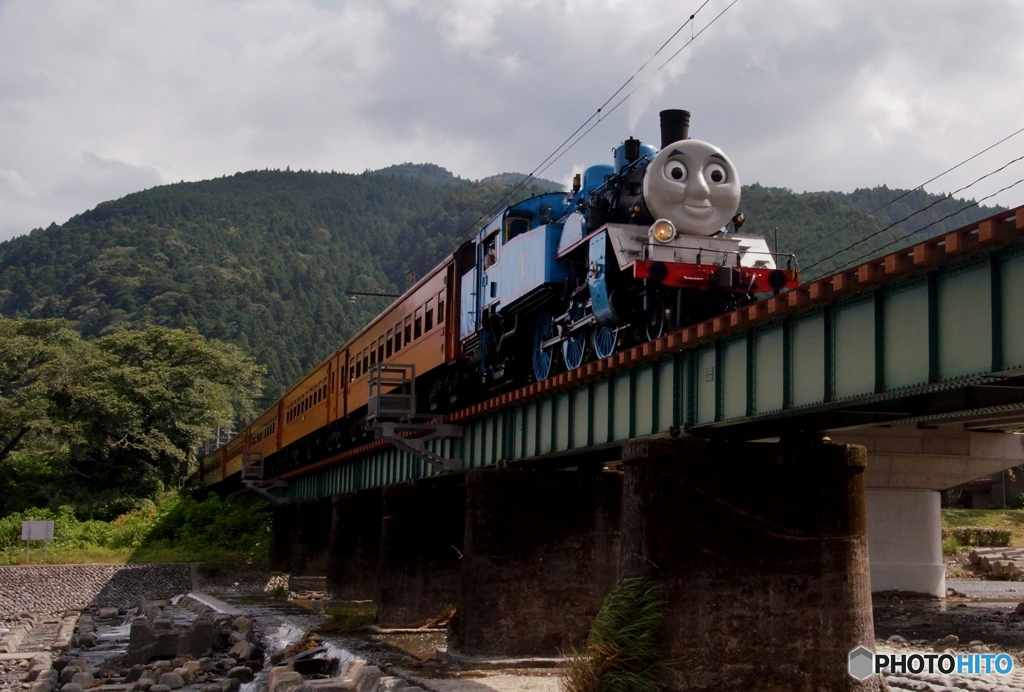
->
[21,521,54,541]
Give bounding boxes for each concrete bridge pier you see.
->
[449,465,622,656]
[377,479,466,625]
[620,437,880,692]
[269,502,297,572]
[833,425,1024,597]
[290,497,332,575]
[326,488,383,600]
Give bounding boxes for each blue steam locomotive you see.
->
[457,109,799,388]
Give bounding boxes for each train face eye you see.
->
[664,160,687,182]
[705,162,728,184]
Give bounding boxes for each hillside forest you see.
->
[0,162,1005,555]
[0,165,1000,403]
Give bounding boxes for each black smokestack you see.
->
[660,109,690,148]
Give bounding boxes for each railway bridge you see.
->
[229,205,1024,690]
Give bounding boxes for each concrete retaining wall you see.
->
[0,564,190,617]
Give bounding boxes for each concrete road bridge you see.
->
[229,205,1024,690]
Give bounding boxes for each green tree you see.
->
[0,317,264,517]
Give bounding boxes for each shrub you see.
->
[561,576,674,692]
[941,527,1012,548]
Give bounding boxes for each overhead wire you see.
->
[402,0,731,282]
[800,123,1024,256]
[803,151,1024,274]
[532,0,741,183]
[823,175,1024,272]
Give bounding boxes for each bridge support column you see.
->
[377,480,465,625]
[269,503,297,572]
[450,466,622,656]
[326,488,382,601]
[291,497,332,576]
[621,437,879,691]
[865,488,943,597]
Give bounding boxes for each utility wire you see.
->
[823,175,1024,273]
[403,0,730,281]
[533,0,740,182]
[803,151,1024,274]
[801,123,1024,255]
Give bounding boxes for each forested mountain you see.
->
[0,165,1005,397]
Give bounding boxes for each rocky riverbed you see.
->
[8,563,1024,690]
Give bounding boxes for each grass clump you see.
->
[561,576,674,692]
[320,602,378,633]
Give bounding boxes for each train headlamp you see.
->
[651,219,676,244]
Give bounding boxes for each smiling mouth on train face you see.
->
[683,202,714,215]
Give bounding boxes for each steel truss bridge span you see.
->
[271,207,1024,502]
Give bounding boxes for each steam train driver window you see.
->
[483,232,499,270]
[505,216,529,242]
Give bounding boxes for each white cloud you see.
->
[1,0,1023,241]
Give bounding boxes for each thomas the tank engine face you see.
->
[642,138,741,237]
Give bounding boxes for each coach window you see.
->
[378,337,385,363]
[404,316,412,344]
[437,290,445,322]
[394,323,402,352]
[425,299,434,331]
[363,349,369,373]
[414,307,423,339]
[386,329,393,358]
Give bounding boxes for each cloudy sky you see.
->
[1,0,1023,242]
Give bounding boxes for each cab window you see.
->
[505,216,530,242]
[482,232,499,269]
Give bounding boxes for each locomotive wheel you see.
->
[592,324,617,360]
[532,307,557,381]
[645,287,669,341]
[562,302,587,371]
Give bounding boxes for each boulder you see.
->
[227,666,254,683]
[270,670,304,692]
[124,665,146,683]
[228,640,254,661]
[157,671,185,690]
[218,679,242,692]
[353,665,384,692]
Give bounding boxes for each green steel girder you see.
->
[287,238,1024,502]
